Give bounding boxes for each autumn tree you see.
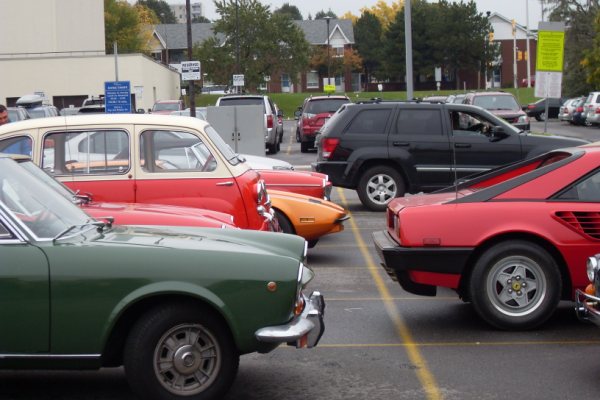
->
[360,0,403,29]
[136,0,176,23]
[105,0,148,54]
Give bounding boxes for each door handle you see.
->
[216,181,234,186]
[392,141,409,147]
[455,143,471,148]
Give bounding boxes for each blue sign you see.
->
[104,81,131,113]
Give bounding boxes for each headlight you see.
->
[256,180,268,205]
[587,256,599,282]
[518,115,529,123]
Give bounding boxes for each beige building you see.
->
[0,0,180,111]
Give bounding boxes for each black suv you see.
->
[313,101,588,211]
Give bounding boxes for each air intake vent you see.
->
[555,211,600,240]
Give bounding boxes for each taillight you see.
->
[577,106,583,112]
[527,105,535,109]
[267,115,273,129]
[596,107,600,114]
[321,138,339,159]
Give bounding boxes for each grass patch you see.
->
[192,87,537,120]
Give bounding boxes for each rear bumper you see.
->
[372,230,473,296]
[313,161,351,188]
[255,291,325,349]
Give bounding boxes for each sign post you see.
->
[104,81,131,114]
[181,61,201,81]
[534,22,565,132]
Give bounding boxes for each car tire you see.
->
[268,141,278,154]
[535,112,545,122]
[124,303,239,400]
[357,166,405,211]
[274,209,295,234]
[468,240,561,330]
[300,141,310,153]
[296,129,301,143]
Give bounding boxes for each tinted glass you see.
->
[558,169,600,201]
[0,136,32,156]
[473,95,520,111]
[345,109,390,134]
[305,99,349,114]
[397,109,443,136]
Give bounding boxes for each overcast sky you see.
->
[159,0,545,28]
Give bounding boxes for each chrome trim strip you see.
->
[416,167,489,172]
[265,183,320,187]
[0,354,100,359]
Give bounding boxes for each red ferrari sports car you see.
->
[374,144,600,330]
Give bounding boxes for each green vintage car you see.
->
[0,154,325,400]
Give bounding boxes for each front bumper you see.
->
[575,289,600,326]
[255,291,325,349]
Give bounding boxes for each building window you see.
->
[334,46,344,58]
[306,71,319,89]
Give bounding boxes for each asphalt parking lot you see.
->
[2,119,600,400]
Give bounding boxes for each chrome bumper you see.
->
[255,291,325,348]
[575,289,600,326]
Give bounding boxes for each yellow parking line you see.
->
[337,187,442,400]
[316,340,600,348]
[326,296,456,301]
[286,123,293,155]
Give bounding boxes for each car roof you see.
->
[0,113,211,134]
[305,95,350,101]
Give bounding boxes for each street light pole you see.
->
[186,0,195,117]
[235,0,240,93]
[324,16,331,87]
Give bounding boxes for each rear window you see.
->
[304,99,350,114]
[218,97,266,112]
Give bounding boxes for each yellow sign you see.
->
[536,30,565,72]
[324,84,335,94]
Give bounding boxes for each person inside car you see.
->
[0,105,9,125]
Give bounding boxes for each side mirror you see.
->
[277,110,284,118]
[294,110,302,120]
[148,108,152,113]
[489,125,509,142]
[136,108,145,114]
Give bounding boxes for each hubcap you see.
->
[153,323,221,395]
[366,174,397,205]
[486,256,547,317]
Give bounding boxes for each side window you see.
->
[0,136,32,156]
[42,130,130,175]
[0,220,14,240]
[557,170,600,201]
[449,111,491,136]
[345,109,391,134]
[397,109,443,136]
[140,130,217,173]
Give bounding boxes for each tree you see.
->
[274,3,303,20]
[359,0,403,29]
[105,0,148,54]
[196,0,310,89]
[192,15,211,23]
[354,11,384,85]
[315,10,337,19]
[136,0,176,23]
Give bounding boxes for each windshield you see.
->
[473,95,520,111]
[204,125,239,165]
[19,160,77,201]
[0,158,90,239]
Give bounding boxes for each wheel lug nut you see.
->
[516,276,521,281]
[508,289,513,294]
[507,279,512,284]
[517,291,522,296]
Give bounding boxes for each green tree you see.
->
[196,0,310,90]
[354,11,384,85]
[105,0,146,53]
[274,3,303,20]
[136,0,176,23]
[192,15,211,23]
[315,10,337,19]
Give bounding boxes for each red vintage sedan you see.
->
[374,144,600,330]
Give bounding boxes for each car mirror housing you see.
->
[489,126,509,142]
[294,110,302,120]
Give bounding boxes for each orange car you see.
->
[270,189,349,248]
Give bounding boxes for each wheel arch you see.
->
[457,232,572,302]
[101,294,236,368]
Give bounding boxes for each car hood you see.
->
[519,131,589,146]
[490,109,525,118]
[93,225,306,260]
[83,202,236,228]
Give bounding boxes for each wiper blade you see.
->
[53,220,106,242]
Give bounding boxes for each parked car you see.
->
[295,95,352,152]
[0,114,276,232]
[6,106,30,122]
[151,99,184,115]
[215,94,283,154]
[584,92,600,126]
[575,253,600,326]
[524,97,564,121]
[463,91,530,130]
[558,97,581,123]
[60,107,81,116]
[449,94,466,104]
[201,85,229,94]
[373,145,600,330]
[313,100,587,211]
[571,97,588,126]
[0,153,324,400]
[14,155,237,229]
[15,94,59,118]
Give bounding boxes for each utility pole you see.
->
[324,16,331,87]
[404,0,414,99]
[512,19,518,89]
[186,0,195,117]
